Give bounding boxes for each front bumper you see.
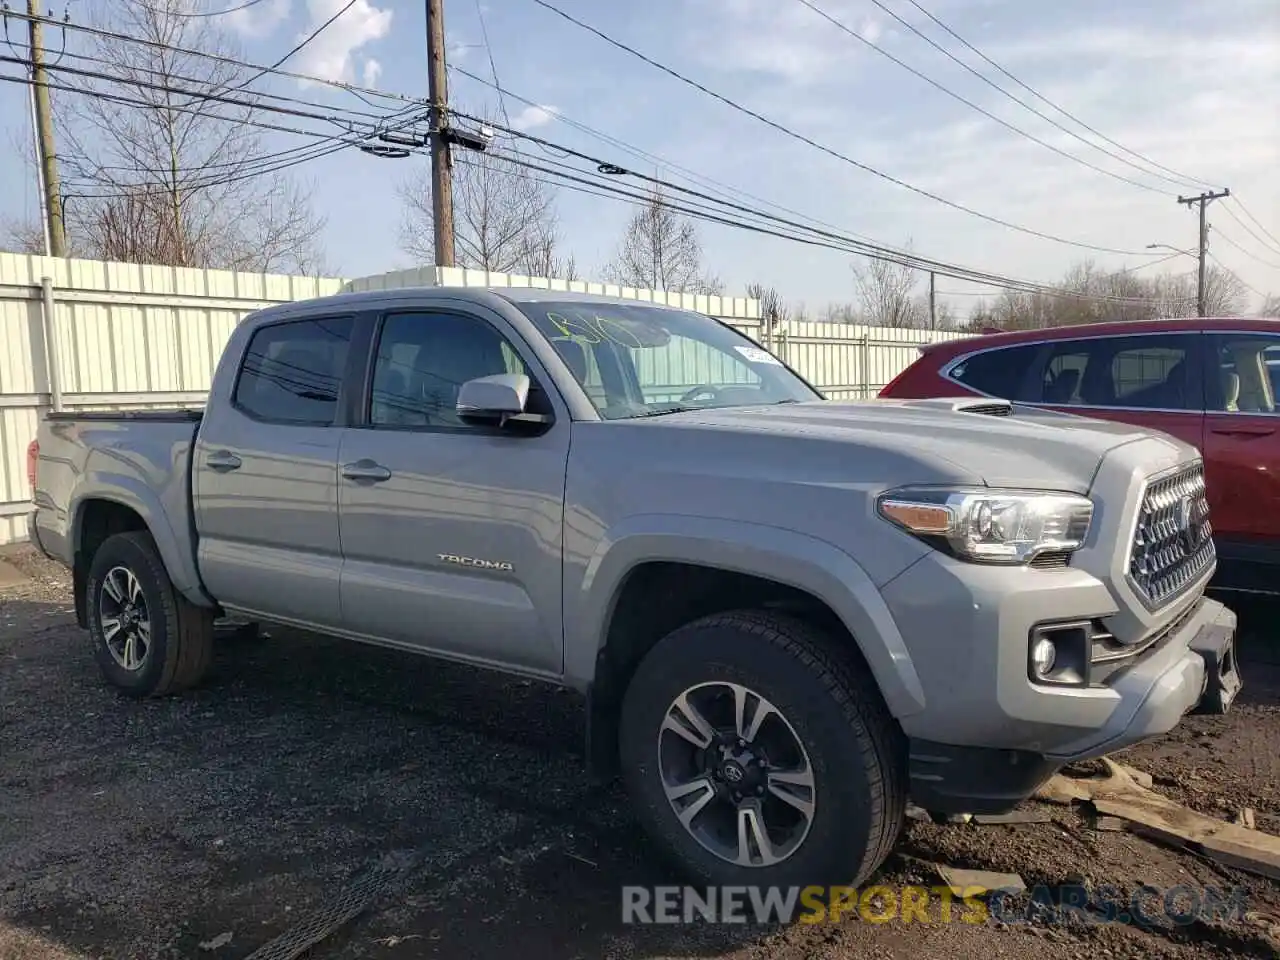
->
[881,553,1240,813]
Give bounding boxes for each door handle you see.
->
[341,460,392,482]
[205,451,242,471]
[1210,426,1276,437]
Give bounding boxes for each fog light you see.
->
[1031,637,1056,677]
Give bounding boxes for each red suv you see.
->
[881,317,1280,596]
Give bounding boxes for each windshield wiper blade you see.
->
[634,405,702,418]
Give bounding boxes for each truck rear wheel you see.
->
[618,610,905,890]
[86,531,214,698]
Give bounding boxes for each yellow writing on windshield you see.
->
[547,310,645,349]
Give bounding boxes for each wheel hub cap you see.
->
[99,566,151,673]
[657,681,816,868]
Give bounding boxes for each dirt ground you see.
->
[1,544,1277,960]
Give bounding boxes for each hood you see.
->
[645,397,1188,493]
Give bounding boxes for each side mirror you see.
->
[456,373,530,426]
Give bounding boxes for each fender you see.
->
[71,461,213,609]
[566,513,927,720]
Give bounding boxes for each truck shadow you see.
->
[0,600,772,960]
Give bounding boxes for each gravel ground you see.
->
[1,545,1277,960]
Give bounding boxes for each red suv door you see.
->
[1201,330,1280,591]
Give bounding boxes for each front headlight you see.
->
[876,487,1093,564]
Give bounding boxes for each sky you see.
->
[2,0,1278,315]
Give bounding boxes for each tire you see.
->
[85,531,214,698]
[618,610,906,890]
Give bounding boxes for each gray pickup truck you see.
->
[29,286,1241,889]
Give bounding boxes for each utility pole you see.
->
[928,271,937,330]
[1177,188,1229,317]
[28,0,67,257]
[425,0,455,267]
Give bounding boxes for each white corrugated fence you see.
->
[0,253,962,545]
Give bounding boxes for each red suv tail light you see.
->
[26,439,38,492]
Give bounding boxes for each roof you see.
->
[248,284,688,323]
[922,315,1279,354]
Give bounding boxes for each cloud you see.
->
[362,59,382,88]
[510,104,558,131]
[294,0,393,86]
[224,0,291,35]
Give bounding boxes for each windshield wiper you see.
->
[633,405,703,418]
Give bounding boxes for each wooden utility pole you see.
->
[425,0,455,267]
[28,0,66,257]
[1177,188,1229,317]
[928,271,937,330]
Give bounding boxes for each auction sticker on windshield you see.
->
[735,345,783,365]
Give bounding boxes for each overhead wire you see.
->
[0,19,1217,307]
[1212,228,1280,271]
[792,0,1169,195]
[137,0,277,17]
[1226,197,1280,250]
[1217,202,1280,257]
[895,0,1217,192]
[523,0,1165,258]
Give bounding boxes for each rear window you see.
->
[946,344,1040,400]
[233,316,354,424]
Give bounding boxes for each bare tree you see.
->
[851,252,926,328]
[58,0,327,272]
[399,134,577,277]
[746,282,789,337]
[604,186,722,294]
[1261,293,1280,317]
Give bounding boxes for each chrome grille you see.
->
[1128,462,1214,607]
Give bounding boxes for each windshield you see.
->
[515,300,822,418]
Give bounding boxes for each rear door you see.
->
[1028,332,1206,452]
[1201,329,1280,589]
[193,314,355,629]
[335,305,571,676]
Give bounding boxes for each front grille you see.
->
[1127,462,1215,608]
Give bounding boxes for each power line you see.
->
[471,0,510,127]
[222,0,358,96]
[896,0,1217,192]
[1207,252,1265,299]
[463,138,1197,306]
[524,0,1164,257]
[1218,201,1280,257]
[1227,197,1280,250]
[138,0,277,17]
[1,27,1189,306]
[792,0,1169,195]
[1212,227,1280,270]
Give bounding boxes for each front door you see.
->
[1202,330,1280,591]
[336,307,570,676]
[193,314,354,628]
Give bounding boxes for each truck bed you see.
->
[31,411,204,583]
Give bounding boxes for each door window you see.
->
[232,316,353,424]
[369,311,530,429]
[1035,334,1200,410]
[1207,333,1280,414]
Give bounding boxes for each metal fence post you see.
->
[861,330,871,398]
[39,275,63,412]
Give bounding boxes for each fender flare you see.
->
[567,513,926,719]
[70,472,211,608]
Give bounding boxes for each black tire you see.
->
[618,610,906,889]
[85,531,214,698]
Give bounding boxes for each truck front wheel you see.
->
[86,531,214,698]
[618,610,906,890]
